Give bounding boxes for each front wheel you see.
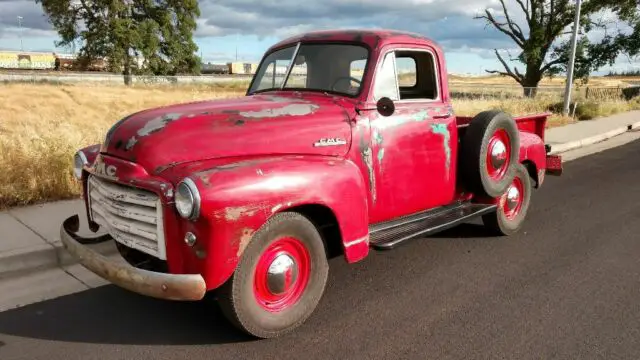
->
[217,212,329,338]
[482,163,532,236]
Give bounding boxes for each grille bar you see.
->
[87,175,167,260]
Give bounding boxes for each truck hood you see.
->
[101,93,355,175]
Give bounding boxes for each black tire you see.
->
[460,110,520,198]
[482,163,532,236]
[217,212,329,338]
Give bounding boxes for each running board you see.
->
[368,203,497,250]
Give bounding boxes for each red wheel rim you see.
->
[253,236,311,312]
[502,176,524,220]
[486,129,511,181]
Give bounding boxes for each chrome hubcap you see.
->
[266,253,298,295]
[491,140,508,169]
[506,185,520,209]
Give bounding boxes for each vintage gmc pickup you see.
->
[61,29,563,338]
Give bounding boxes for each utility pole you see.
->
[563,0,582,116]
[17,16,24,51]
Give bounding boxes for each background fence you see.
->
[1,71,639,104]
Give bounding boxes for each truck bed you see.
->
[456,112,551,142]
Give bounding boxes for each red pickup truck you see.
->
[61,29,563,338]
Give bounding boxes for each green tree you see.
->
[475,0,639,97]
[36,0,201,84]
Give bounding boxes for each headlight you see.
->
[175,178,201,220]
[73,151,88,179]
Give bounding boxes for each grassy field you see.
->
[0,80,639,209]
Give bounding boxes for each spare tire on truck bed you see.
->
[460,110,520,198]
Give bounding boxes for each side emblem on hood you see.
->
[94,157,117,179]
[314,138,347,147]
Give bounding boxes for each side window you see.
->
[373,52,399,101]
[396,51,439,100]
[351,59,366,82]
[396,57,416,87]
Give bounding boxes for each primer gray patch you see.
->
[137,113,183,136]
[125,136,138,150]
[239,104,319,118]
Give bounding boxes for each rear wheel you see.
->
[217,212,329,338]
[482,163,532,235]
[461,110,520,198]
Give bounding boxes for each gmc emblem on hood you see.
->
[94,161,117,178]
[314,138,347,147]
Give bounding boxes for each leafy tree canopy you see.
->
[475,0,640,96]
[36,0,201,80]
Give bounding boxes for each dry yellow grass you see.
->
[0,81,636,208]
[0,84,244,208]
[448,74,638,88]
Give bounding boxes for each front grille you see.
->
[87,175,167,260]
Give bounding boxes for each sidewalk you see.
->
[546,110,640,153]
[1,110,640,281]
[0,200,116,279]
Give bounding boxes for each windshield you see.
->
[248,43,369,97]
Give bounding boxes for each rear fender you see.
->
[518,131,546,188]
[187,156,370,290]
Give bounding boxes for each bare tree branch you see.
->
[486,49,525,84]
[514,0,531,23]
[498,0,527,44]
[475,9,525,48]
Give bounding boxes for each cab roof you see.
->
[267,28,441,53]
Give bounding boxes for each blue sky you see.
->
[0,0,638,75]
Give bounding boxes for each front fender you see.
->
[183,156,370,290]
[79,144,102,166]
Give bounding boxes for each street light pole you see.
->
[17,16,24,52]
[563,0,582,116]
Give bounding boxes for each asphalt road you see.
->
[1,139,640,360]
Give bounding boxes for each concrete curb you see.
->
[2,118,640,281]
[0,238,117,280]
[548,120,640,155]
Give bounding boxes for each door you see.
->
[368,48,457,224]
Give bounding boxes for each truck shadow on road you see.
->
[0,285,255,345]
[0,222,500,347]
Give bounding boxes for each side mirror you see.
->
[376,97,395,117]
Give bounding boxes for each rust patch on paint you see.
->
[239,104,319,118]
[237,228,255,257]
[224,206,257,221]
[362,147,375,202]
[196,158,283,186]
[215,204,265,222]
[154,162,180,175]
[358,125,376,203]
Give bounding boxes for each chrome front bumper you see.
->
[60,215,206,301]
